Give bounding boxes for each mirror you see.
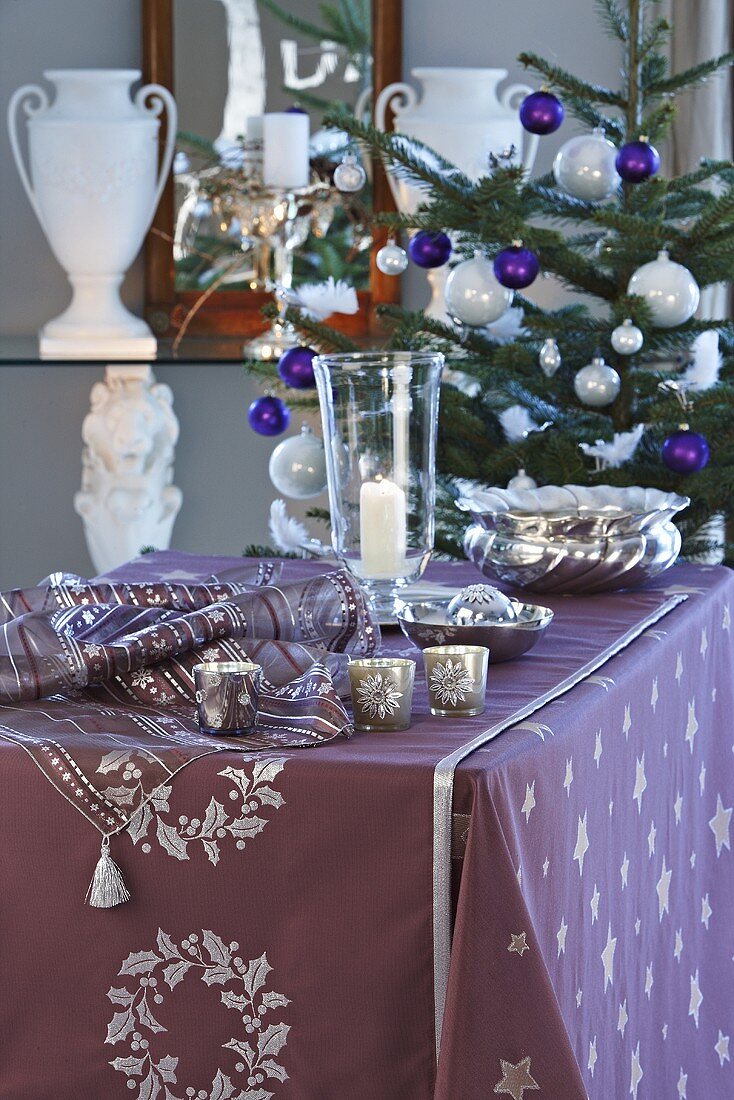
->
[142,0,402,347]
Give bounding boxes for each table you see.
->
[1,553,732,1099]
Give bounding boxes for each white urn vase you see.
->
[8,69,176,359]
[375,68,539,319]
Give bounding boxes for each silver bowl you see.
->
[397,598,553,662]
[458,484,689,594]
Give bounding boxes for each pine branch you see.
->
[262,302,360,352]
[257,0,356,48]
[595,0,628,41]
[518,51,626,107]
[648,51,734,95]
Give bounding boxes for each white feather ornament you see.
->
[484,307,527,345]
[499,405,543,442]
[442,368,481,397]
[279,277,359,322]
[680,330,721,392]
[579,423,644,469]
[269,499,310,554]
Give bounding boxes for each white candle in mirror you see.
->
[262,112,310,189]
[359,478,407,577]
[245,115,263,174]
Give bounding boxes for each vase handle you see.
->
[134,83,178,225]
[374,81,420,211]
[7,83,50,232]
[499,82,539,176]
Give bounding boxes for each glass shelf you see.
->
[0,335,255,366]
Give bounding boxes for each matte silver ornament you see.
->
[333,153,366,193]
[539,337,562,377]
[447,583,518,625]
[573,355,621,407]
[507,468,538,490]
[376,239,409,276]
[268,424,327,498]
[444,251,513,327]
[610,318,644,355]
[553,127,620,201]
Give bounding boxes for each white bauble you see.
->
[268,425,327,499]
[539,337,562,377]
[333,153,366,193]
[573,355,621,407]
[553,127,621,201]
[376,239,409,275]
[507,468,538,490]
[627,250,700,328]
[610,318,644,355]
[445,251,513,327]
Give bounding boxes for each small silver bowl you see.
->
[397,598,553,662]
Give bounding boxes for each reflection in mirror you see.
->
[171,0,373,355]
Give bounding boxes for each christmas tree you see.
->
[253,0,734,563]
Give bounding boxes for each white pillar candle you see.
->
[262,112,310,190]
[359,478,407,578]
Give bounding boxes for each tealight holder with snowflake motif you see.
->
[423,645,489,718]
[194,661,262,736]
[347,658,416,732]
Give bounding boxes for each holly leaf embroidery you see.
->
[107,986,135,1007]
[260,1058,288,1083]
[162,959,191,990]
[220,991,249,1013]
[259,991,290,1012]
[256,1022,290,1060]
[156,819,189,861]
[150,783,172,812]
[155,1055,178,1083]
[128,801,152,845]
[109,1055,146,1076]
[97,750,133,774]
[242,954,271,998]
[210,1070,237,1100]
[250,759,286,788]
[139,1068,162,1100]
[101,784,137,806]
[223,1037,255,1060]
[201,965,236,986]
[252,786,284,809]
[156,929,181,961]
[105,1008,135,1045]
[202,797,229,836]
[120,950,162,976]
[226,816,268,841]
[202,838,221,866]
[136,999,167,1034]
[203,930,232,967]
[237,1091,273,1100]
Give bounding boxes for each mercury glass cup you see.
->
[194,661,262,736]
[423,645,489,717]
[348,657,416,732]
[313,351,444,618]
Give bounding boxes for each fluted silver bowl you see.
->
[458,484,689,594]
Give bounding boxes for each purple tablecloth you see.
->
[0,552,732,1099]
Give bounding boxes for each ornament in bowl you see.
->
[458,484,689,594]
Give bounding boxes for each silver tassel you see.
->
[86,835,131,908]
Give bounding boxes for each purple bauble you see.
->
[615,139,660,183]
[661,427,710,474]
[519,90,565,135]
[493,244,540,289]
[408,230,452,269]
[248,395,291,436]
[285,105,308,114]
[278,345,316,389]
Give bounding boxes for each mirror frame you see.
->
[141,0,402,341]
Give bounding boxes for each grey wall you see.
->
[0,0,620,589]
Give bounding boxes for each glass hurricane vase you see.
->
[313,351,444,617]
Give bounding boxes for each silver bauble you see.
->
[448,583,518,625]
[610,318,644,355]
[573,355,621,407]
[333,153,366,193]
[507,468,538,490]
[268,425,327,499]
[376,239,409,276]
[627,249,700,328]
[553,127,621,201]
[539,337,562,377]
[444,251,513,327]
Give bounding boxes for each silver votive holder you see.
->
[193,661,262,736]
[423,645,489,717]
[348,658,416,732]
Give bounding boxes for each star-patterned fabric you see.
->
[0,554,731,1098]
